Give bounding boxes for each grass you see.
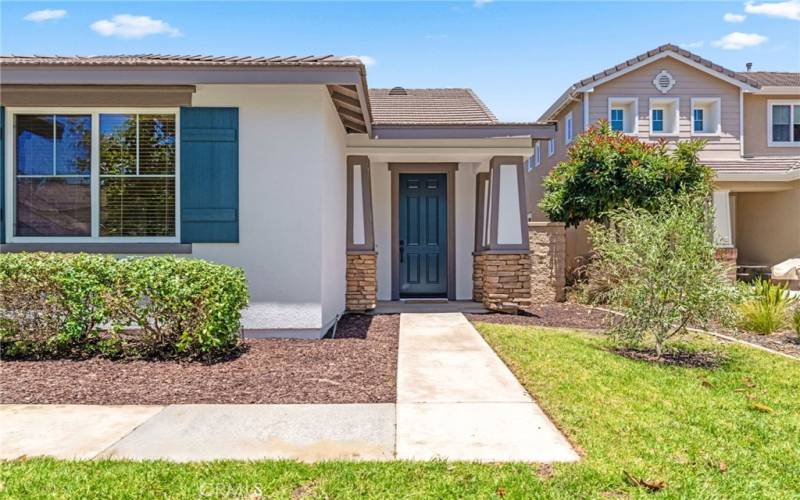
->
[2,326,799,499]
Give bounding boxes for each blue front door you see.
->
[399,173,447,297]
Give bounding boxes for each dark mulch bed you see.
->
[610,347,728,369]
[710,326,800,359]
[0,314,399,405]
[465,302,617,330]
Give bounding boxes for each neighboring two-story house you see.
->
[526,44,800,281]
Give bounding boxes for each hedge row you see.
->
[0,253,249,360]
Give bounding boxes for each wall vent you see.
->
[388,86,407,96]
[652,70,676,94]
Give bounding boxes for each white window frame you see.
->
[767,99,800,147]
[534,142,541,167]
[547,137,555,157]
[607,97,638,135]
[4,107,181,243]
[649,97,679,136]
[565,112,574,144]
[690,97,722,137]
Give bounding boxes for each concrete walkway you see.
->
[0,313,577,463]
[395,313,578,462]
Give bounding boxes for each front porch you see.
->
[712,180,800,284]
[343,130,560,314]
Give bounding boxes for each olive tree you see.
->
[587,193,733,357]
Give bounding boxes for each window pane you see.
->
[794,106,800,142]
[16,177,91,236]
[138,115,176,175]
[100,177,175,237]
[100,114,137,174]
[55,115,92,175]
[16,115,54,175]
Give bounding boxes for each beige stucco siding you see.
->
[732,182,800,266]
[588,57,742,160]
[743,94,800,157]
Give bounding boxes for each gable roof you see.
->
[737,71,800,88]
[0,54,365,68]
[369,88,498,125]
[539,43,764,121]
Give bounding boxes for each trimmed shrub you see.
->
[105,256,249,358]
[539,120,713,227]
[0,253,248,360]
[0,252,116,358]
[736,278,796,335]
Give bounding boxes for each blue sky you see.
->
[2,1,798,121]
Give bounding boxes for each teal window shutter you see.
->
[180,107,239,243]
[1,106,4,244]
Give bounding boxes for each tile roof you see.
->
[704,157,800,174]
[736,71,800,87]
[0,54,364,68]
[369,88,498,125]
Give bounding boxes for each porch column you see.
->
[346,156,377,311]
[472,157,531,312]
[712,190,737,281]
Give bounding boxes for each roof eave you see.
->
[372,123,555,140]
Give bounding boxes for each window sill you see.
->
[0,242,192,254]
[691,132,721,137]
[650,132,680,137]
[767,142,800,147]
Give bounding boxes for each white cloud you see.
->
[90,14,181,39]
[723,12,747,22]
[680,41,705,49]
[712,32,768,49]
[24,9,66,22]
[345,55,376,67]
[745,0,800,20]
[474,0,494,7]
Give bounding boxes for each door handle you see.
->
[399,240,405,263]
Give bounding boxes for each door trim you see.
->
[389,163,457,301]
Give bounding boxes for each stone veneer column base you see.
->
[715,247,738,282]
[472,252,532,313]
[346,251,377,312]
[529,222,566,303]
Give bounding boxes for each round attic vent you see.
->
[652,70,676,94]
[388,86,407,96]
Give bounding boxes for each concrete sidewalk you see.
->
[0,404,394,462]
[1,313,577,463]
[395,312,579,462]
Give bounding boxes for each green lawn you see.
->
[2,325,798,499]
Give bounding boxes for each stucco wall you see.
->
[734,182,800,266]
[190,84,346,334]
[371,161,480,301]
[587,57,742,161]
[743,93,800,157]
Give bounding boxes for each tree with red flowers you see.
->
[539,121,712,227]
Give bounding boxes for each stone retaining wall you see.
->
[346,252,377,312]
